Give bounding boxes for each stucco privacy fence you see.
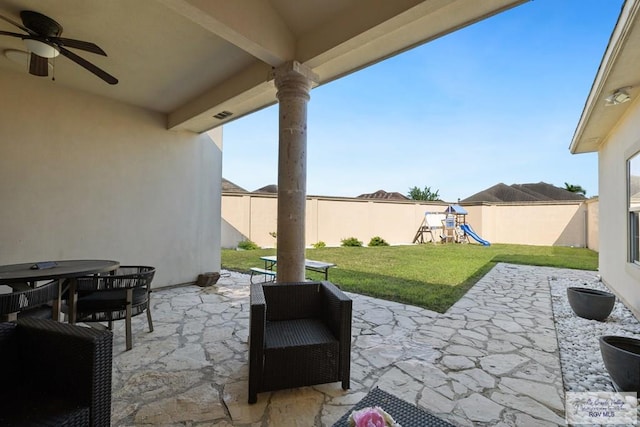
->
[221,193,599,251]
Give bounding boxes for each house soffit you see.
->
[571,0,640,154]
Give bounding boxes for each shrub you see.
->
[341,237,363,247]
[237,239,259,250]
[369,236,389,247]
[312,241,326,249]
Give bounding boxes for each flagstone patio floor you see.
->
[110,263,600,426]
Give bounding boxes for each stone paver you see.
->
[109,263,597,426]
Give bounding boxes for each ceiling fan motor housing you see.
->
[20,10,63,37]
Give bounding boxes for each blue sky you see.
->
[222,0,623,202]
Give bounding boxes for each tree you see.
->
[408,186,440,201]
[564,182,586,196]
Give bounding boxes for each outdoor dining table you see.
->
[0,259,120,322]
[260,255,336,280]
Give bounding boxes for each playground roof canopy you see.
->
[444,205,468,215]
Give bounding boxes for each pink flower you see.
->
[349,407,397,427]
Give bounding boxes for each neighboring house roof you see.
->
[515,183,585,200]
[254,184,278,194]
[571,0,639,153]
[462,182,586,203]
[462,183,539,203]
[357,190,409,200]
[222,178,247,193]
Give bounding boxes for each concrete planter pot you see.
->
[567,287,615,321]
[599,336,640,392]
[196,272,220,287]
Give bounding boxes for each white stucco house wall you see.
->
[0,71,222,287]
[571,0,640,316]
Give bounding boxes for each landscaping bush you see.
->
[341,237,363,247]
[368,236,389,247]
[312,241,326,249]
[237,239,260,250]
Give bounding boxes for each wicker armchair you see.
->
[65,265,155,351]
[0,280,60,321]
[0,318,113,426]
[249,281,352,403]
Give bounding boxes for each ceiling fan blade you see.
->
[29,53,48,76]
[55,37,107,56]
[0,12,34,34]
[58,46,118,85]
[0,29,25,39]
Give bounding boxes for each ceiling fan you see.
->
[0,10,117,84]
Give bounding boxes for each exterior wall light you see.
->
[605,87,632,106]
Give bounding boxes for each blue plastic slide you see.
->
[460,224,491,246]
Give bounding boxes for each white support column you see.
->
[272,61,318,282]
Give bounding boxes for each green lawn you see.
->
[221,244,598,313]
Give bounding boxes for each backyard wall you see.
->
[0,72,221,288]
[474,202,587,247]
[222,192,597,249]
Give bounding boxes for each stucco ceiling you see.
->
[0,0,526,133]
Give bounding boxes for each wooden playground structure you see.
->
[413,205,469,244]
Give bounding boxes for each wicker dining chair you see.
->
[0,318,113,427]
[66,265,155,351]
[0,279,60,321]
[249,280,352,403]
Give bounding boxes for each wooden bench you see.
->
[250,267,276,283]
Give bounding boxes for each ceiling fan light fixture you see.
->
[4,49,53,69]
[24,38,59,58]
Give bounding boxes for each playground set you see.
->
[413,204,490,246]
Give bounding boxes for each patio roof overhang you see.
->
[570,0,640,154]
[0,0,526,134]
